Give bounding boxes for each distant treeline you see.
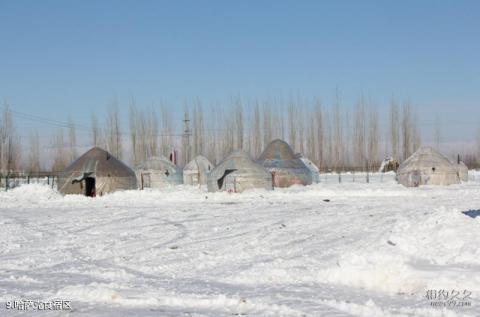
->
[1,95,479,174]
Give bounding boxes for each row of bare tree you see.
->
[2,97,480,174]
[0,104,21,174]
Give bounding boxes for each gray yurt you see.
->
[299,156,321,183]
[256,139,312,187]
[135,156,183,189]
[57,147,137,196]
[397,147,460,187]
[183,155,214,186]
[207,150,272,193]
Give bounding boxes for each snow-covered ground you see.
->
[1,174,480,316]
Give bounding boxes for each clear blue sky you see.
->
[1,0,479,142]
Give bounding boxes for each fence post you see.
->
[271,171,276,190]
[366,160,370,183]
[5,175,8,191]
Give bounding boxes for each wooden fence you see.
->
[0,172,59,191]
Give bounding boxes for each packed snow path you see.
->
[1,180,480,316]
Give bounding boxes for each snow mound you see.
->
[323,299,472,317]
[387,208,480,265]
[57,284,303,315]
[57,283,122,303]
[321,207,480,295]
[0,184,62,207]
[321,252,426,295]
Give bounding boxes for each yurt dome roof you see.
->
[257,139,309,169]
[63,147,135,178]
[398,147,456,172]
[214,150,267,173]
[136,156,179,171]
[184,155,213,171]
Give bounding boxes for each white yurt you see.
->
[256,139,312,187]
[183,155,214,186]
[397,147,460,187]
[135,156,183,189]
[57,147,137,196]
[207,150,272,193]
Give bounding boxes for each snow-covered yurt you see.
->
[183,155,214,186]
[135,156,183,189]
[299,156,320,183]
[207,150,272,193]
[256,139,312,187]
[397,147,460,187]
[57,147,137,196]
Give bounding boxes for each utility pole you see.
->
[182,111,191,166]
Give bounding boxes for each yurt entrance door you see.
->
[225,174,236,193]
[141,173,151,189]
[192,173,199,186]
[218,169,236,192]
[85,177,96,197]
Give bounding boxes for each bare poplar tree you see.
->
[106,99,122,159]
[234,98,244,149]
[314,100,324,169]
[388,99,400,160]
[219,106,234,157]
[306,109,316,160]
[128,99,149,164]
[191,99,205,156]
[181,107,191,165]
[297,100,305,154]
[332,90,344,170]
[353,96,366,166]
[401,101,413,161]
[412,113,422,152]
[160,103,173,157]
[191,103,198,156]
[0,103,21,174]
[274,98,285,140]
[324,111,333,170]
[51,129,67,172]
[344,107,352,169]
[129,101,139,165]
[367,106,380,167]
[67,116,77,163]
[215,106,226,161]
[252,101,261,157]
[28,130,41,172]
[198,101,205,155]
[138,110,147,162]
[205,104,217,164]
[263,102,272,146]
[287,100,297,151]
[146,106,158,157]
[91,113,101,147]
